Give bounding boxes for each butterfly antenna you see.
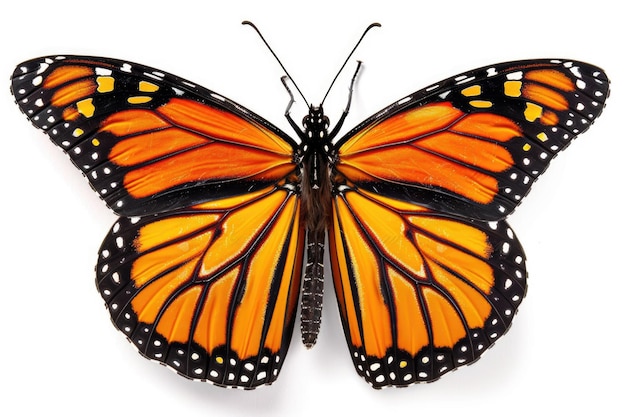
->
[320,22,381,106]
[243,20,310,107]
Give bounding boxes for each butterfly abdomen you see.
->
[301,228,325,347]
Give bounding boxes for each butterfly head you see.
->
[303,105,330,141]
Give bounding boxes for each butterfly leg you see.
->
[327,61,362,138]
[281,75,306,140]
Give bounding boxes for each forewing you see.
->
[96,183,305,388]
[329,185,526,387]
[335,59,609,221]
[11,55,297,216]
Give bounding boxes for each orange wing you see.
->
[96,182,304,387]
[335,59,609,221]
[11,56,297,216]
[328,59,608,387]
[329,183,526,387]
[13,56,306,389]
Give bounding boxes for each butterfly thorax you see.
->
[299,105,333,348]
[300,105,332,234]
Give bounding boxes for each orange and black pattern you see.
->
[336,60,608,220]
[330,185,525,385]
[11,56,296,216]
[97,184,304,387]
[11,55,609,389]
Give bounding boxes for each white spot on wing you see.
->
[37,62,49,74]
[507,71,523,81]
[95,67,113,76]
[397,96,411,105]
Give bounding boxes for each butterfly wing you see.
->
[329,186,525,387]
[11,56,304,388]
[11,56,297,216]
[335,59,609,221]
[331,59,609,387]
[97,183,304,387]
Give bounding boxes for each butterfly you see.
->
[10,23,609,389]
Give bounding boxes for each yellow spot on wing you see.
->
[469,100,493,108]
[536,132,548,142]
[92,138,100,146]
[96,76,115,93]
[76,98,95,117]
[523,143,531,151]
[72,128,84,137]
[524,102,543,122]
[461,85,481,97]
[504,81,522,97]
[128,96,153,104]
[139,81,159,92]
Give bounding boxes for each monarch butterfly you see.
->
[10,22,609,389]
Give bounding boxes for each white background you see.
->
[1,0,624,415]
